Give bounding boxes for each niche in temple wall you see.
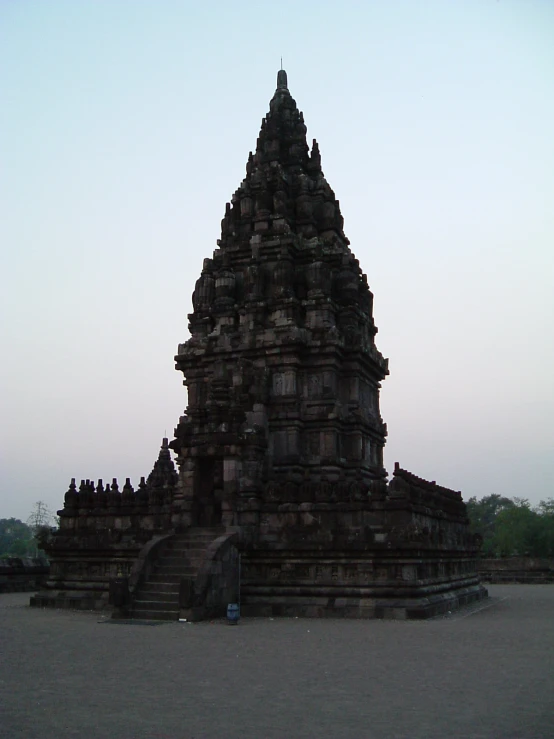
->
[343,377,379,415]
[305,370,336,399]
[363,438,381,467]
[321,430,337,459]
[342,433,363,461]
[300,430,338,459]
[346,376,359,403]
[304,430,321,459]
[186,379,208,408]
[187,381,198,407]
[269,428,299,460]
[359,381,374,412]
[271,370,297,397]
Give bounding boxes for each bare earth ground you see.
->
[1,585,553,739]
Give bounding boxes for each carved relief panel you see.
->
[272,370,297,397]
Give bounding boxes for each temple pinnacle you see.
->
[277,68,288,90]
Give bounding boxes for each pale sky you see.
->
[1,0,553,521]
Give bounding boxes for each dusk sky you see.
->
[1,1,553,521]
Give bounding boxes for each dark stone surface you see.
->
[167,69,486,618]
[33,70,487,620]
[31,439,179,611]
[479,557,554,583]
[0,558,48,593]
[5,586,554,739]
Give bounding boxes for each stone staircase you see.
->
[131,527,225,621]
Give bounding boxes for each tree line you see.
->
[466,494,554,558]
[0,502,57,559]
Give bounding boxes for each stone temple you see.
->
[32,70,487,619]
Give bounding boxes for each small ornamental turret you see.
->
[276,68,288,90]
[137,476,149,510]
[307,138,321,173]
[78,479,92,511]
[64,478,78,510]
[108,478,121,510]
[96,479,108,509]
[147,438,178,489]
[121,478,135,509]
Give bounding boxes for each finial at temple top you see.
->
[277,68,288,90]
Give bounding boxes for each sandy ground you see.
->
[0,585,552,739]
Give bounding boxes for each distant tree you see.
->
[466,494,515,556]
[0,518,35,558]
[467,495,554,558]
[7,538,31,556]
[493,499,536,556]
[536,498,554,517]
[26,502,58,558]
[26,501,57,533]
[531,498,554,557]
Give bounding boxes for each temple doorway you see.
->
[195,457,222,526]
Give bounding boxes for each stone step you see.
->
[138,590,178,603]
[160,566,195,577]
[147,574,182,584]
[156,562,203,573]
[170,533,213,540]
[169,544,211,553]
[157,555,193,566]
[166,546,208,555]
[165,542,207,550]
[156,565,199,576]
[139,582,179,594]
[146,572,196,583]
[149,563,196,574]
[165,553,206,563]
[130,608,179,621]
[134,598,179,610]
[158,552,206,562]
[168,533,224,546]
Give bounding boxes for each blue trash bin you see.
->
[227,603,240,624]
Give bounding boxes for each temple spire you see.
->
[146,437,178,488]
[276,68,288,90]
